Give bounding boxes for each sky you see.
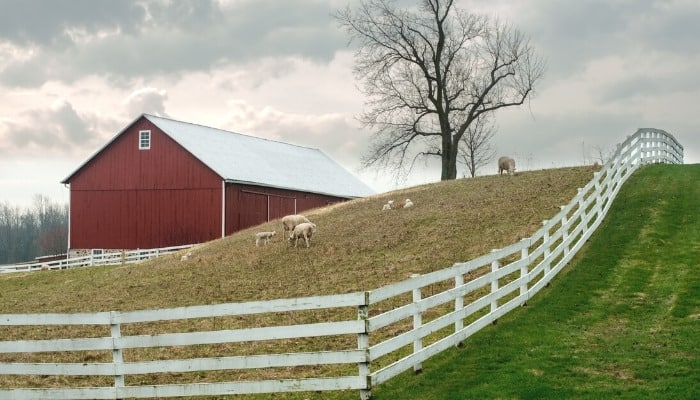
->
[1,0,698,207]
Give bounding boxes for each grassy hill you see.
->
[0,166,595,313]
[372,163,700,399]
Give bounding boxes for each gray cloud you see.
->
[124,88,169,119]
[0,0,145,47]
[0,0,346,88]
[516,0,700,80]
[0,100,100,155]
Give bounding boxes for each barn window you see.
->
[139,130,151,150]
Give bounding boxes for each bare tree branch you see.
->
[457,114,497,177]
[335,0,545,181]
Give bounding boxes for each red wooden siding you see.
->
[68,118,223,249]
[70,189,221,249]
[224,183,345,235]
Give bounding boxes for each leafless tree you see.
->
[591,144,611,166]
[458,115,496,177]
[336,0,545,181]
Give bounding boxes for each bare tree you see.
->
[458,115,496,177]
[0,196,68,264]
[590,144,611,166]
[336,0,545,181]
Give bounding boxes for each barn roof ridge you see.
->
[142,113,322,153]
[63,113,375,199]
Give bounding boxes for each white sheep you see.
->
[180,252,192,262]
[498,156,516,175]
[382,198,413,210]
[281,214,310,238]
[288,222,317,248]
[393,198,414,209]
[255,231,276,246]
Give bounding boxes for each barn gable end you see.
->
[65,117,223,251]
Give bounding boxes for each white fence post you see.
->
[560,206,570,256]
[110,311,125,400]
[520,239,529,304]
[358,293,371,400]
[491,252,500,317]
[454,274,464,347]
[412,283,423,374]
[542,220,551,276]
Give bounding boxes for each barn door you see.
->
[238,191,268,230]
[268,194,296,221]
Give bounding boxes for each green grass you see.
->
[372,164,700,399]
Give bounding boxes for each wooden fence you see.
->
[0,245,195,274]
[0,128,684,399]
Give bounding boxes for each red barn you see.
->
[62,114,374,255]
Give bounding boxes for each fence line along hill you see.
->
[372,163,700,399]
[0,167,595,314]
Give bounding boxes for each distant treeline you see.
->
[0,195,68,264]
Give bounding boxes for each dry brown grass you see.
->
[0,166,596,314]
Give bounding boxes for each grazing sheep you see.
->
[498,156,516,175]
[180,252,192,262]
[288,222,317,248]
[382,199,414,210]
[393,198,414,209]
[281,214,311,238]
[255,231,276,246]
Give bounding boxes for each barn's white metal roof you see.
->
[142,115,374,198]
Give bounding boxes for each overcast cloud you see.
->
[1,0,698,206]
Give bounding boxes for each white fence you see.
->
[0,128,684,399]
[0,245,195,274]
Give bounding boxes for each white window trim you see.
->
[139,130,151,150]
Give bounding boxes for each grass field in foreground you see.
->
[372,164,700,399]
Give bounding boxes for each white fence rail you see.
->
[0,244,195,274]
[0,129,684,399]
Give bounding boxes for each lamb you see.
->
[393,198,414,209]
[498,156,516,175]
[281,214,310,238]
[255,231,276,246]
[382,198,414,210]
[288,222,317,248]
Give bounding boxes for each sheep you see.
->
[393,198,414,209]
[255,231,276,246]
[180,252,192,262]
[288,222,317,248]
[382,198,414,210]
[498,156,516,175]
[281,214,310,238]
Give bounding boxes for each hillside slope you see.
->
[373,164,700,399]
[0,167,595,314]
